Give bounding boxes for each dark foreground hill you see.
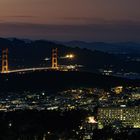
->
[0,71,139,92]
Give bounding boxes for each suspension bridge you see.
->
[1,48,76,74]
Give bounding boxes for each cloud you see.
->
[63,17,105,21]
[0,21,140,42]
[62,17,140,25]
[1,15,37,19]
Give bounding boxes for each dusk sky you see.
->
[0,0,140,42]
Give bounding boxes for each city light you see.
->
[87,116,97,124]
[65,54,75,59]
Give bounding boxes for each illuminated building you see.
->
[80,116,97,140]
[131,93,140,100]
[112,86,123,94]
[97,107,140,129]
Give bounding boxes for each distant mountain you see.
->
[60,41,140,54]
[0,38,139,75]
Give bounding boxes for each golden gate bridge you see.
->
[1,48,77,74]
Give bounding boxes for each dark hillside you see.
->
[0,71,139,92]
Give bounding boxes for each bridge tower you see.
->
[1,48,9,73]
[52,48,58,69]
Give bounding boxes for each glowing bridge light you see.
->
[60,54,75,59]
[65,54,75,59]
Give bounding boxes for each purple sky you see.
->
[0,0,140,41]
